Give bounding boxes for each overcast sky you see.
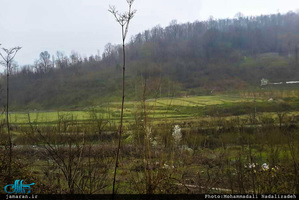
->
[0,0,298,68]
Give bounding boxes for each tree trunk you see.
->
[6,61,12,182]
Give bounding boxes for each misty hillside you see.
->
[3,12,299,110]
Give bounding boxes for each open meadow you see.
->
[1,91,299,194]
[5,92,299,125]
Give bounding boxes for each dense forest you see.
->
[1,5,299,196]
[2,11,299,109]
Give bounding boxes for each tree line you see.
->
[1,11,299,109]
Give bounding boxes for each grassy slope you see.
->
[4,93,299,126]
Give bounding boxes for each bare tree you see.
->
[35,51,52,73]
[56,51,69,69]
[0,44,21,181]
[70,51,81,65]
[108,0,136,197]
[25,113,110,194]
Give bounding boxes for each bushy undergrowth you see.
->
[0,104,298,194]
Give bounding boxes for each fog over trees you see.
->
[2,12,299,109]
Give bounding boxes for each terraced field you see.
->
[3,94,297,127]
[1,95,258,124]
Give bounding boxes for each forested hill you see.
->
[3,12,299,109]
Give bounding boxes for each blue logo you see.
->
[4,180,35,194]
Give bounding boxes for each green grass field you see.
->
[2,93,299,194]
[2,94,298,126]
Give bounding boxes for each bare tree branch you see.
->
[0,45,21,182]
[108,0,136,198]
[108,1,136,41]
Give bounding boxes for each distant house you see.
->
[261,78,299,87]
[260,78,269,86]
